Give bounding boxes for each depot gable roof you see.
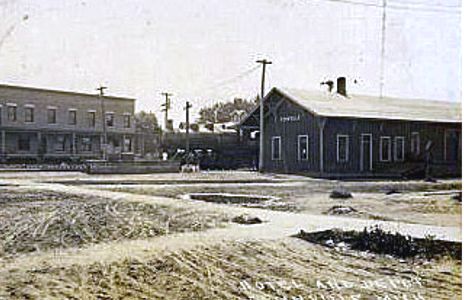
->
[245,87,461,124]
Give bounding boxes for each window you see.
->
[298,135,309,160]
[411,132,420,156]
[18,135,30,151]
[271,136,281,160]
[7,105,16,121]
[55,135,65,152]
[394,137,405,161]
[124,115,131,128]
[48,108,57,124]
[88,111,96,127]
[68,110,77,125]
[380,136,391,162]
[123,137,132,152]
[81,137,92,152]
[105,113,114,127]
[337,135,349,162]
[25,107,34,123]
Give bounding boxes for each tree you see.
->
[135,111,161,134]
[197,97,257,124]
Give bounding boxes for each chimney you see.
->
[320,80,334,93]
[337,77,347,96]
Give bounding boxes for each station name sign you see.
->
[279,114,301,123]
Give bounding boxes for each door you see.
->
[445,130,461,162]
[360,134,372,172]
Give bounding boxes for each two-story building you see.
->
[0,84,136,162]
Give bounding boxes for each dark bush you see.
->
[296,226,461,260]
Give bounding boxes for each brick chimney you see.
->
[337,77,347,96]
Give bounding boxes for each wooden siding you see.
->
[256,89,461,177]
[323,117,460,175]
[261,91,321,173]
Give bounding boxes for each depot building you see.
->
[239,78,461,178]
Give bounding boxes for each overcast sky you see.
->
[0,0,461,125]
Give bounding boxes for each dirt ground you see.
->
[96,177,461,227]
[0,171,461,299]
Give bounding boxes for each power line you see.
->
[388,0,461,9]
[192,65,261,112]
[389,3,460,14]
[203,65,260,91]
[316,0,460,14]
[323,0,381,8]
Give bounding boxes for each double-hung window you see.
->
[68,109,77,125]
[337,135,349,163]
[48,108,57,124]
[298,135,309,160]
[380,136,392,162]
[394,136,405,161]
[106,113,114,127]
[7,105,16,122]
[88,111,96,127]
[25,106,34,123]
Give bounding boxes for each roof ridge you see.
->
[0,83,135,101]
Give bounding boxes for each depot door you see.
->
[360,134,373,172]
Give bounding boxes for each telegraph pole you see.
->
[97,86,108,161]
[256,59,272,172]
[161,92,172,131]
[379,0,387,98]
[184,101,192,153]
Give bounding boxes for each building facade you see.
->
[240,81,461,178]
[0,84,136,162]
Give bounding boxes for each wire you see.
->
[323,0,381,8]
[389,3,460,14]
[316,0,461,14]
[388,0,460,9]
[203,65,260,91]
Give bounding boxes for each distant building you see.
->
[0,84,136,162]
[240,78,461,178]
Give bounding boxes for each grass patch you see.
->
[296,226,461,260]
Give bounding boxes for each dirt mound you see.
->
[329,188,352,199]
[326,205,358,215]
[296,226,461,260]
[232,215,263,225]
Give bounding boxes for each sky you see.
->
[0,0,461,127]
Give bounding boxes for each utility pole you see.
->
[184,101,192,153]
[379,0,387,98]
[161,92,172,131]
[97,86,108,161]
[256,59,272,172]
